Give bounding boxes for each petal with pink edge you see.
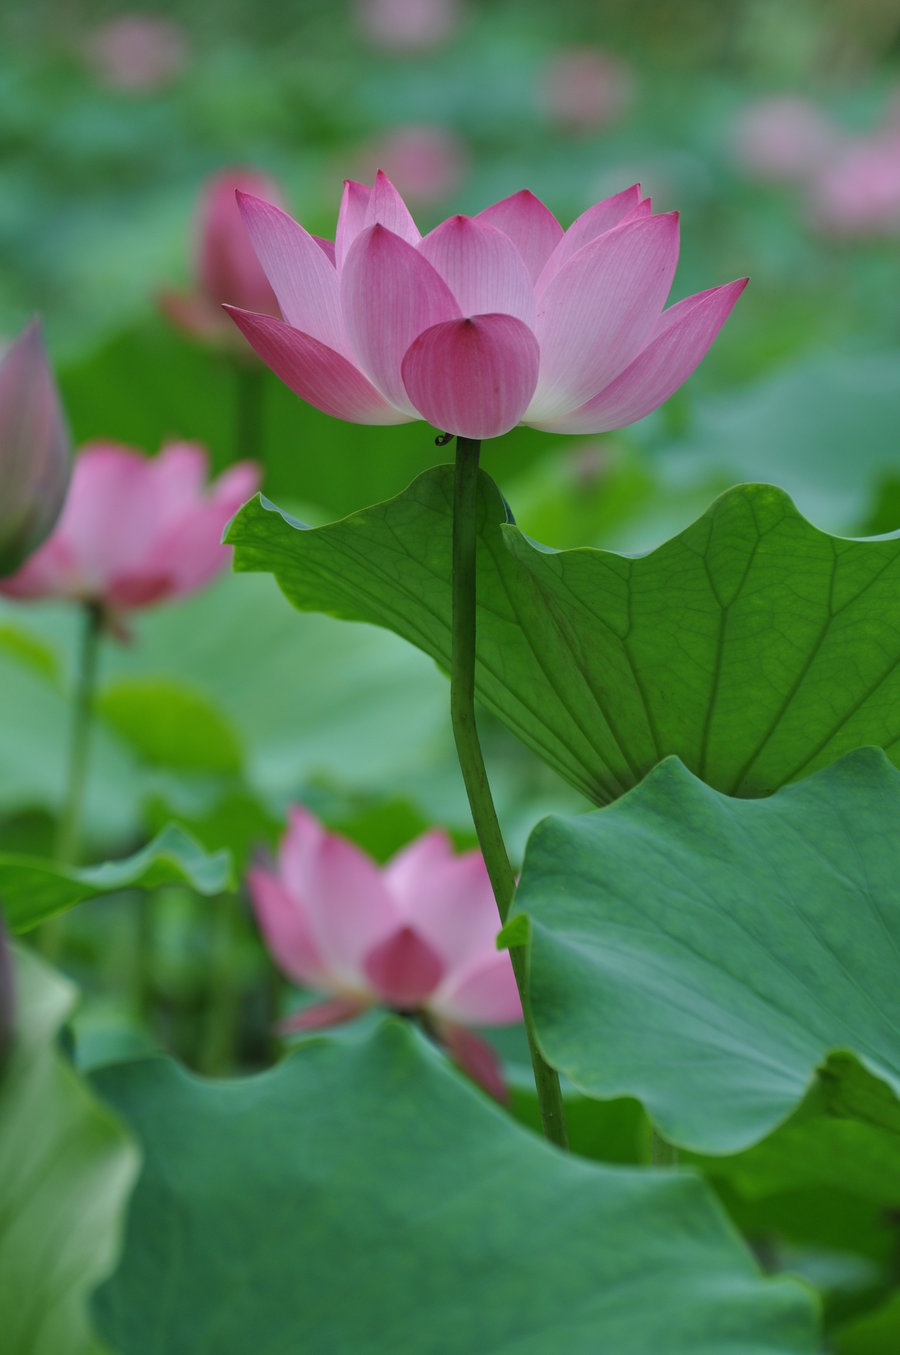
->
[386,838,502,970]
[237,194,345,352]
[535,184,642,293]
[419,215,536,328]
[533,278,749,434]
[279,806,400,979]
[435,1021,509,1102]
[432,950,522,1026]
[247,866,330,987]
[363,169,421,246]
[341,226,461,412]
[277,996,368,1033]
[225,307,409,425]
[401,313,540,439]
[475,190,564,284]
[363,925,446,1008]
[528,212,680,422]
[335,179,371,272]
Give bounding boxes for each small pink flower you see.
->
[159,169,287,357]
[84,15,189,92]
[0,442,259,631]
[809,129,900,236]
[540,47,634,133]
[733,96,836,183]
[353,0,460,52]
[354,126,467,205]
[226,173,747,441]
[0,319,71,576]
[248,810,522,1098]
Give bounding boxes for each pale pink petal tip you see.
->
[277,996,367,1033]
[438,1022,509,1102]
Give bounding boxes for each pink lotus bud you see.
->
[354,126,467,206]
[809,130,900,236]
[0,441,259,632]
[353,0,460,51]
[225,173,747,441]
[84,14,189,92]
[159,169,287,355]
[540,47,635,133]
[0,320,71,577]
[248,811,522,1098]
[733,96,836,183]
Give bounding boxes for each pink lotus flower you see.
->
[540,47,635,133]
[733,96,836,183]
[809,128,900,236]
[354,125,467,206]
[353,0,460,52]
[227,173,747,440]
[159,169,287,356]
[0,442,259,630]
[84,15,189,92]
[0,320,71,576]
[248,810,522,1098]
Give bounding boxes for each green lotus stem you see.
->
[235,361,265,466]
[55,600,104,866]
[451,435,568,1150]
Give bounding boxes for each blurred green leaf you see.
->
[228,468,900,805]
[97,677,244,774]
[1,823,232,933]
[92,1019,818,1355]
[509,749,900,1154]
[0,947,139,1355]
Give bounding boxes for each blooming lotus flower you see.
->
[159,168,287,355]
[84,14,189,92]
[248,809,522,1098]
[540,47,634,133]
[733,96,836,183]
[227,173,747,440]
[0,442,259,629]
[0,320,71,577]
[353,0,460,52]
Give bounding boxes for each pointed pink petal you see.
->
[534,278,749,434]
[385,836,503,968]
[363,925,446,1007]
[475,190,564,284]
[363,169,421,246]
[401,313,539,439]
[418,215,536,327]
[340,225,461,411]
[237,193,345,352]
[433,950,522,1025]
[335,179,371,271]
[247,864,329,986]
[279,806,399,979]
[536,184,643,294]
[225,307,409,425]
[313,235,336,264]
[436,1022,509,1102]
[277,996,367,1033]
[528,212,680,422]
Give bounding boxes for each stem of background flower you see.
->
[234,361,265,465]
[198,893,243,1077]
[451,435,568,1150]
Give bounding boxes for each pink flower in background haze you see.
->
[541,47,634,133]
[84,14,189,92]
[159,168,287,356]
[809,127,900,236]
[733,96,836,183]
[248,810,522,1098]
[354,126,467,205]
[226,172,747,440]
[0,442,258,630]
[353,0,460,51]
[0,320,71,576]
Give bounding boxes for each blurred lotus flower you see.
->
[353,0,460,51]
[0,320,71,578]
[248,810,521,1098]
[809,128,900,236]
[227,173,747,440]
[159,169,287,356]
[355,126,467,205]
[733,96,836,183]
[541,47,634,133]
[0,442,258,631]
[84,14,189,92]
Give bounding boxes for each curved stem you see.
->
[234,361,265,466]
[55,601,104,866]
[451,436,568,1149]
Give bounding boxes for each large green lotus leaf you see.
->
[226,467,900,805]
[0,948,139,1355]
[92,1019,817,1355]
[507,748,900,1155]
[1,823,231,933]
[96,677,244,774]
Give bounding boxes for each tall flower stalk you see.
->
[450,435,568,1148]
[55,600,104,865]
